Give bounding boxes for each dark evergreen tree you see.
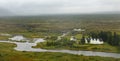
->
[88,31,120,46]
[81,36,85,44]
[112,32,119,46]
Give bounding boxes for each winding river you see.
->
[0,39,120,58]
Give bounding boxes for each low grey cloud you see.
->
[0,0,120,15]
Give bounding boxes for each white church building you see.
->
[85,38,104,44]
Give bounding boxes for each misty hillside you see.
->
[0,8,14,16]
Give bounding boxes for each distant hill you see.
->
[94,11,120,14]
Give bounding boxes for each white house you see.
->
[70,36,76,41]
[73,28,85,32]
[9,35,26,41]
[85,38,104,44]
[57,36,62,40]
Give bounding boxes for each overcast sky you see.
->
[0,0,120,15]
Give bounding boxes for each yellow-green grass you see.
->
[75,34,82,39]
[0,36,10,40]
[64,33,83,40]
[0,42,120,61]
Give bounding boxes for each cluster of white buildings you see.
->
[7,28,104,45]
[73,28,104,44]
[85,38,104,44]
[58,28,104,45]
[69,35,104,44]
[8,35,104,45]
[3,28,104,45]
[70,37,104,44]
[73,28,85,32]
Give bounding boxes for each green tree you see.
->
[81,36,85,44]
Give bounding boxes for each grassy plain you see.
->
[0,14,120,60]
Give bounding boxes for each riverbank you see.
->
[33,42,120,53]
[0,42,120,61]
[0,40,120,58]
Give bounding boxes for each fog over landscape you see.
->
[1,0,120,61]
[0,0,120,16]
